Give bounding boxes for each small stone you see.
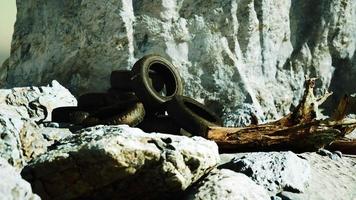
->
[334,151,342,158]
[43,122,60,128]
[317,148,333,157]
[186,169,270,200]
[317,149,342,160]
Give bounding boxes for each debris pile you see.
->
[52,55,356,154]
[52,54,222,136]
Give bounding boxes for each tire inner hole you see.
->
[149,63,177,97]
[184,101,217,122]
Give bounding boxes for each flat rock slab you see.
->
[220,151,311,196]
[0,158,40,200]
[186,169,270,200]
[21,125,220,200]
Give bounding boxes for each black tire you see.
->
[165,96,222,137]
[131,54,183,110]
[78,92,138,108]
[110,70,133,91]
[137,114,181,135]
[82,100,145,127]
[52,106,92,124]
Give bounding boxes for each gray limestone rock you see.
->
[5,0,356,125]
[220,151,311,196]
[186,169,270,200]
[0,81,76,168]
[21,125,220,200]
[3,80,77,122]
[0,158,40,200]
[220,152,356,199]
[277,152,356,200]
[0,104,28,168]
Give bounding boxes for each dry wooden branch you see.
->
[326,139,356,155]
[332,94,350,121]
[206,78,356,153]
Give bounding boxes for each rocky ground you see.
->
[1,0,356,199]
[1,82,355,200]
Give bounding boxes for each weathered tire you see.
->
[110,70,133,91]
[137,115,181,135]
[52,106,92,124]
[165,96,222,137]
[78,92,138,108]
[131,54,183,110]
[82,100,145,127]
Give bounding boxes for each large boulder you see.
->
[0,158,40,200]
[4,0,356,125]
[186,169,270,200]
[220,151,311,196]
[21,125,220,200]
[0,81,75,168]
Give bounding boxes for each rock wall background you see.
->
[2,0,356,125]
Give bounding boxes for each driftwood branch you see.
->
[207,78,356,152]
[327,139,356,155]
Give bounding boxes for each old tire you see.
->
[78,92,138,108]
[110,70,133,91]
[137,115,181,135]
[131,54,183,110]
[82,100,145,127]
[166,96,222,137]
[52,106,92,124]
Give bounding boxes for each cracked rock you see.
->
[21,125,219,200]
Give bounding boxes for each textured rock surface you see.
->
[21,125,219,200]
[186,169,270,200]
[277,153,356,200]
[2,80,77,122]
[220,151,310,196]
[0,158,40,200]
[4,0,356,125]
[220,152,356,199]
[0,81,75,168]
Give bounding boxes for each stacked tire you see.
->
[52,54,222,137]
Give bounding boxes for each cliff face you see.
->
[3,0,356,125]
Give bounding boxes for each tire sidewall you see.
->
[131,54,183,109]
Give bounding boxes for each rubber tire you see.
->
[165,95,222,137]
[78,92,138,108]
[110,70,133,91]
[137,114,181,135]
[131,54,183,110]
[52,106,92,124]
[82,100,145,127]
